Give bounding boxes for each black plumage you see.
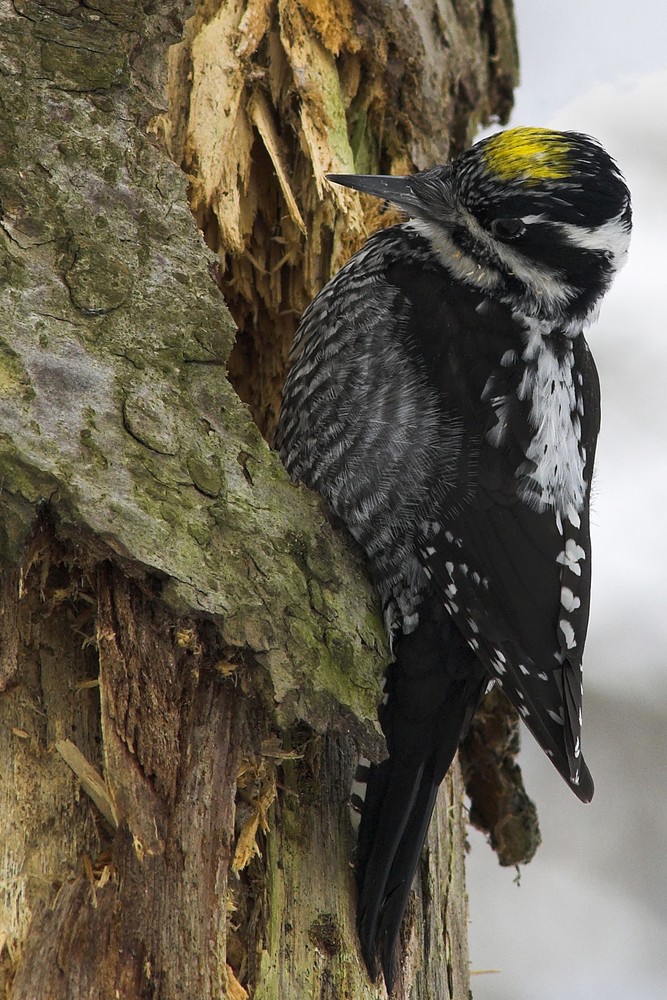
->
[276,128,631,989]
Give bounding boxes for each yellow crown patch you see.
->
[482,128,572,184]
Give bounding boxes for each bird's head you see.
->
[328,127,632,328]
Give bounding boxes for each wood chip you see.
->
[55,739,118,829]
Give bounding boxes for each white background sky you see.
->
[467,3,667,998]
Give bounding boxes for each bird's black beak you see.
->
[326,173,419,214]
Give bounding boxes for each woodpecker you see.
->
[276,127,632,989]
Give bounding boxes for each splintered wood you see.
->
[232,736,301,871]
[157,0,516,438]
[160,1,368,437]
[55,739,118,830]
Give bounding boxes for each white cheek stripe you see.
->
[407,218,501,292]
[460,206,572,311]
[409,203,630,325]
[411,212,572,315]
[482,234,570,309]
[556,210,631,269]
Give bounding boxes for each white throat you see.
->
[515,316,588,519]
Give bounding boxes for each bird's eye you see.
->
[490,218,526,240]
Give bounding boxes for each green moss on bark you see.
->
[0,0,387,737]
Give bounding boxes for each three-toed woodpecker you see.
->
[276,128,632,989]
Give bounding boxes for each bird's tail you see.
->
[355,754,439,988]
[353,604,486,990]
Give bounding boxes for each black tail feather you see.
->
[376,768,440,992]
[355,758,428,982]
[354,603,487,987]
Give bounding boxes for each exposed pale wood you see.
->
[54,740,118,830]
[166,0,519,437]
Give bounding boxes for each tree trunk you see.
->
[0,2,518,998]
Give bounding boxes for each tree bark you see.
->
[0,2,518,998]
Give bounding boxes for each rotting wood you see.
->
[158,0,519,437]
